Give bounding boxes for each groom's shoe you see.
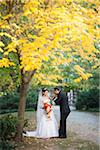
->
[23,130,26,134]
[59,135,67,138]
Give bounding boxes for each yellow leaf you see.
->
[74,77,82,83]
[0,41,5,47]
[0,47,3,52]
[0,32,12,39]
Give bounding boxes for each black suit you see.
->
[55,91,71,138]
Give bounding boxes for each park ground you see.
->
[15,106,99,150]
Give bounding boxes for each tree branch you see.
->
[24,69,37,84]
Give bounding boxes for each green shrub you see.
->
[0,91,19,110]
[0,114,18,141]
[0,114,28,150]
[75,89,99,111]
[0,88,38,114]
[0,114,28,140]
[0,140,15,150]
[0,114,18,150]
[26,88,38,110]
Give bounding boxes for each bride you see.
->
[23,88,58,138]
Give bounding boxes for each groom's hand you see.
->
[52,95,57,100]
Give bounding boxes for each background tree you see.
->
[0,0,99,141]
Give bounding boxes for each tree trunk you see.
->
[15,80,29,141]
[15,69,36,141]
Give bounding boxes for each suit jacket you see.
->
[55,91,71,117]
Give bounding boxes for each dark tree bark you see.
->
[15,81,28,141]
[15,69,36,141]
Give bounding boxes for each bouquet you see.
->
[44,102,52,119]
[43,95,57,119]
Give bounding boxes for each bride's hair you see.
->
[42,88,48,96]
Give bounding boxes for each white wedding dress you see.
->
[23,92,58,138]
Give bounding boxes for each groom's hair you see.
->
[54,86,62,91]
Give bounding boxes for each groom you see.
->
[53,87,71,138]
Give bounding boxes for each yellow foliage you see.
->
[74,65,93,81]
[0,48,3,52]
[0,41,5,47]
[74,65,85,74]
[3,14,12,20]
[0,58,15,67]
[0,0,99,85]
[0,32,13,39]
[74,77,82,83]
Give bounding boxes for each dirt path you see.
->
[16,133,99,150]
[54,106,99,144]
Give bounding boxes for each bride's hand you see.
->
[40,106,44,109]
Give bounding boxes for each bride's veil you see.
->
[36,90,43,127]
[23,90,43,137]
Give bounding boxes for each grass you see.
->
[0,108,35,115]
